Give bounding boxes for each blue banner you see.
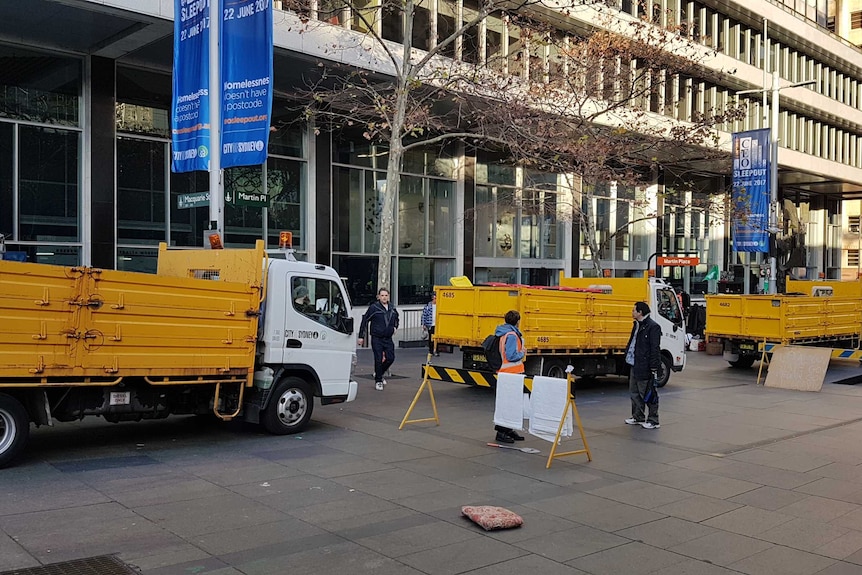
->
[221,0,273,168]
[171,0,211,173]
[731,129,770,253]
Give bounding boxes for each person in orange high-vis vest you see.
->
[493,310,526,444]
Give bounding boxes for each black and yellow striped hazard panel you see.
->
[421,364,534,390]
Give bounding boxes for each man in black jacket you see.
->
[358,288,399,391]
[624,301,662,429]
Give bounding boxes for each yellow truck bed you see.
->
[0,243,264,383]
[705,293,862,344]
[434,283,635,353]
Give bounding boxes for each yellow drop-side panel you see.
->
[76,268,259,376]
[0,244,264,382]
[706,292,862,344]
[435,283,638,352]
[0,260,81,375]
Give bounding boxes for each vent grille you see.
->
[0,556,137,575]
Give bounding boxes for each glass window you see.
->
[486,12,505,71]
[412,3,432,51]
[224,166,264,247]
[0,122,11,238]
[382,2,403,43]
[267,157,305,250]
[398,175,425,255]
[170,170,210,247]
[437,0,457,58]
[398,257,455,304]
[429,179,454,255]
[0,47,81,127]
[116,67,171,138]
[117,138,167,244]
[332,166,366,252]
[118,246,158,273]
[332,254,380,306]
[18,126,79,242]
[268,109,304,157]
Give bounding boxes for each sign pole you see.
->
[209,0,223,239]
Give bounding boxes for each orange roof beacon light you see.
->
[279,231,293,250]
[207,232,224,250]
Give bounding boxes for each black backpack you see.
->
[482,334,503,372]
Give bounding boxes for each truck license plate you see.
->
[109,392,131,406]
[739,343,755,351]
[472,353,487,363]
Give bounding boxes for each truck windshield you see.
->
[291,277,352,333]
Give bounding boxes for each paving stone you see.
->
[667,530,774,567]
[702,505,795,536]
[567,540,688,575]
[587,480,695,510]
[652,494,743,522]
[133,493,290,538]
[398,536,527,575]
[729,545,837,575]
[649,559,741,574]
[352,518,480,557]
[512,524,629,562]
[682,476,761,499]
[814,562,862,575]
[616,516,717,549]
[461,553,589,575]
[780,495,860,522]
[729,485,804,511]
[760,517,851,552]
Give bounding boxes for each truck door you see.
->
[652,285,687,372]
[285,275,354,397]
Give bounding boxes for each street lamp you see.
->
[737,72,816,294]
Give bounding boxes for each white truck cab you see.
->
[248,257,358,433]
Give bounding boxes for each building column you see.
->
[314,127,332,265]
[87,55,116,268]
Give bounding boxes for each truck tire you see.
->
[262,377,314,435]
[655,356,672,388]
[543,360,568,380]
[0,393,29,469]
[728,355,756,369]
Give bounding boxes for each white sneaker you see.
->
[382,378,387,386]
[375,381,384,391]
[625,418,642,425]
[641,422,660,429]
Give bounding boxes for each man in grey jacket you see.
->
[624,301,662,429]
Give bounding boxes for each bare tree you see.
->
[281,0,745,286]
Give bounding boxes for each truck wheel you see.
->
[543,360,568,380]
[0,393,30,469]
[728,356,756,369]
[262,377,314,435]
[655,356,672,388]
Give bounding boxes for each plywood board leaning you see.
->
[763,346,831,392]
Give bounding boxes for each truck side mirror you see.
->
[343,316,354,335]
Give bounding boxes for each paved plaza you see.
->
[4,350,862,574]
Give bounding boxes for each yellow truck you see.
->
[428,276,686,387]
[705,279,862,368]
[0,241,358,467]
